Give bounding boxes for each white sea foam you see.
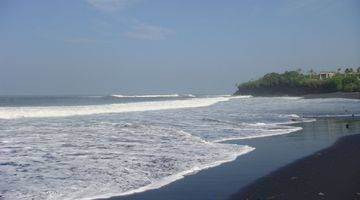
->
[110,94,181,98]
[110,94,197,98]
[287,114,300,118]
[78,145,254,200]
[1,96,356,200]
[280,118,317,124]
[229,95,253,99]
[0,97,230,119]
[199,116,306,142]
[277,96,303,100]
[277,114,316,124]
[212,126,303,142]
[0,123,254,200]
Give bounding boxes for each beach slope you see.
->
[229,134,360,200]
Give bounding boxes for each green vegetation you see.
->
[235,67,360,96]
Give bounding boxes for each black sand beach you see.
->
[107,119,360,200]
[229,134,360,200]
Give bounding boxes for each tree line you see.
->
[235,67,360,96]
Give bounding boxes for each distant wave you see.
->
[230,95,253,99]
[205,95,253,99]
[110,94,252,99]
[110,94,181,98]
[0,97,230,119]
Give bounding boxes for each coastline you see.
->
[106,118,360,200]
[233,92,360,99]
[303,92,360,99]
[89,145,254,200]
[229,133,360,200]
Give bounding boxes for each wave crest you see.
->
[0,97,230,119]
[110,94,181,98]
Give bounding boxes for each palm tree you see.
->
[296,68,302,74]
[345,68,351,74]
[308,69,314,78]
[337,68,342,73]
[345,68,354,77]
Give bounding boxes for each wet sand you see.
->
[229,134,360,200]
[106,119,360,200]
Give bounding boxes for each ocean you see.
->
[0,94,359,200]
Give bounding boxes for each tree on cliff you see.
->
[235,69,360,96]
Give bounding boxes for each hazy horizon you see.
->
[1,0,359,95]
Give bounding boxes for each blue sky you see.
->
[0,0,359,95]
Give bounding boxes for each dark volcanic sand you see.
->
[229,134,360,200]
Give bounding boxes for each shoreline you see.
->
[229,133,360,200]
[93,145,254,200]
[233,92,360,100]
[303,92,360,99]
[100,121,305,199]
[106,118,360,200]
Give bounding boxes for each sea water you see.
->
[0,95,359,199]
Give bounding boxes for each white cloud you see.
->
[125,23,174,40]
[86,0,140,12]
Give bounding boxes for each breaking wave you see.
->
[0,123,254,200]
[2,96,353,200]
[110,94,182,98]
[0,97,230,119]
[229,95,253,99]
[201,117,305,142]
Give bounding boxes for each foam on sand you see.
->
[210,123,303,142]
[78,144,254,200]
[0,123,254,200]
[212,126,303,142]
[3,95,345,200]
[200,114,309,142]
